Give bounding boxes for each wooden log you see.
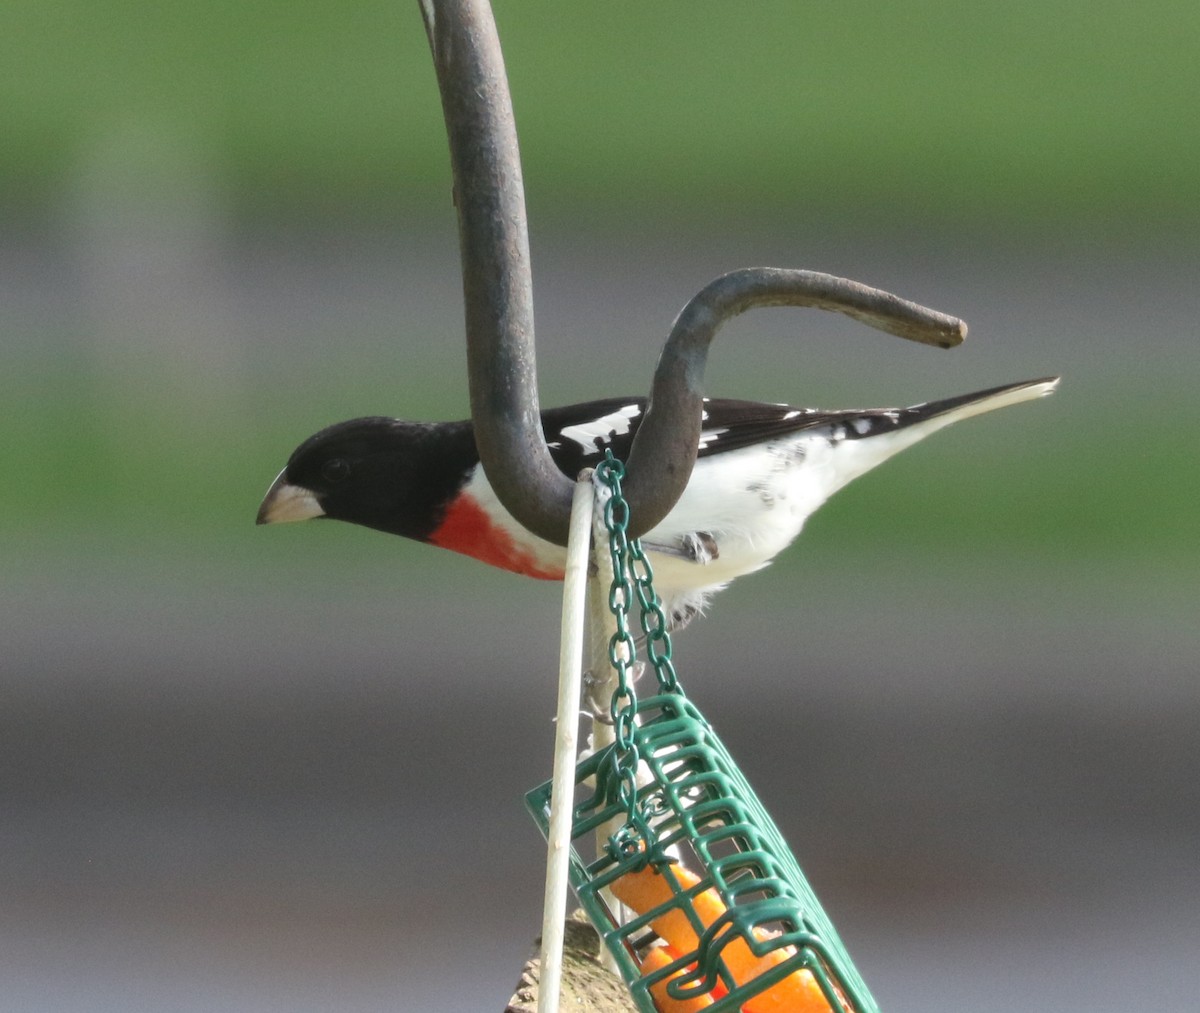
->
[507,911,639,1013]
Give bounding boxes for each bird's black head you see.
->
[257,416,476,541]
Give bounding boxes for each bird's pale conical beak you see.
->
[256,470,325,525]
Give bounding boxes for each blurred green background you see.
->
[2,2,1196,1011]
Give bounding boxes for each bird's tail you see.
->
[910,376,1060,428]
[819,375,1060,498]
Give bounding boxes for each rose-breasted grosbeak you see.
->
[258,376,1057,628]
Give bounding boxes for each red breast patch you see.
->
[428,495,564,580]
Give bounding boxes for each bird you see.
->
[257,376,1058,630]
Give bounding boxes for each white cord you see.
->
[536,472,595,1013]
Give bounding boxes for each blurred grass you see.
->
[2,1,1197,233]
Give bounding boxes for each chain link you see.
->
[594,451,681,862]
[629,541,679,693]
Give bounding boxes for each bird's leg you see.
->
[582,659,645,721]
[581,526,703,716]
[582,599,700,717]
[642,531,719,565]
[662,602,702,636]
[579,607,674,719]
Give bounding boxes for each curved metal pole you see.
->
[621,268,966,536]
[420,0,576,544]
[419,2,969,544]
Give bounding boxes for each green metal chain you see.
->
[595,452,680,862]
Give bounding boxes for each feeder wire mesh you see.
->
[527,453,880,1012]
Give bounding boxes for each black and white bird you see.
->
[258,376,1058,628]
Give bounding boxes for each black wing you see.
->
[537,379,1051,478]
[537,396,878,478]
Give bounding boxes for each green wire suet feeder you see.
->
[528,456,879,1012]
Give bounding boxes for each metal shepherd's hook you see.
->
[419,0,966,546]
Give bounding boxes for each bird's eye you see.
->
[321,458,350,482]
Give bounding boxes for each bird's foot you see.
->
[582,660,646,720]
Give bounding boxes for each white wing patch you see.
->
[559,403,642,453]
[697,426,729,449]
